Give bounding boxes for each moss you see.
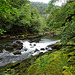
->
[25,51,68,75]
[62,65,75,75]
[1,41,75,75]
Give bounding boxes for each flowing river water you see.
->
[0,36,60,66]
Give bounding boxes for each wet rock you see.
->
[47,48,52,51]
[24,48,28,51]
[5,46,14,52]
[29,38,41,43]
[10,36,16,39]
[12,41,23,50]
[16,41,23,45]
[0,50,2,53]
[13,51,21,55]
[40,48,45,50]
[34,49,39,52]
[12,43,18,48]
[34,44,36,46]
[51,44,62,50]
[47,44,54,48]
[45,47,48,50]
[37,52,44,58]
[30,44,32,46]
[0,36,7,39]
[27,35,37,39]
[5,43,12,47]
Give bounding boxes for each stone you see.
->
[34,49,39,52]
[40,48,45,50]
[45,47,48,50]
[34,44,36,46]
[13,51,21,55]
[47,48,52,51]
[12,41,23,50]
[0,50,3,53]
[12,43,18,48]
[24,48,28,51]
[30,44,32,46]
[16,41,23,45]
[5,46,14,52]
[37,52,44,58]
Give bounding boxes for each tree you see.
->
[46,0,59,13]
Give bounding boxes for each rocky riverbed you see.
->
[0,36,60,67]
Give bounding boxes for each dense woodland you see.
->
[0,0,46,35]
[0,0,75,75]
[31,2,48,14]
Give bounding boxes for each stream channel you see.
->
[0,36,60,66]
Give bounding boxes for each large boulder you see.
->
[5,41,23,52]
[12,41,23,50]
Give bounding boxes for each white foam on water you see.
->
[0,39,60,66]
[22,40,60,54]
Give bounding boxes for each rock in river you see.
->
[5,46,14,52]
[12,41,23,50]
[13,51,21,55]
[40,48,45,50]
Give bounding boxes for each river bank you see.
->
[0,37,74,75]
[0,32,74,75]
[0,41,61,75]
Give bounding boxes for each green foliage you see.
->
[0,0,47,34]
[46,0,75,44]
[0,29,6,35]
[0,68,15,75]
[46,0,59,13]
[31,2,48,14]
[30,7,47,33]
[0,0,19,34]
[25,51,68,75]
[19,3,31,27]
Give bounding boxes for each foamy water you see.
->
[0,39,60,66]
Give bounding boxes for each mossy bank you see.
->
[0,40,75,75]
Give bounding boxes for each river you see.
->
[0,36,60,66]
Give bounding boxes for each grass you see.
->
[25,50,68,75]
[1,41,75,75]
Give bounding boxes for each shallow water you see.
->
[0,37,60,66]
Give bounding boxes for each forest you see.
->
[31,2,48,14]
[0,0,75,75]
